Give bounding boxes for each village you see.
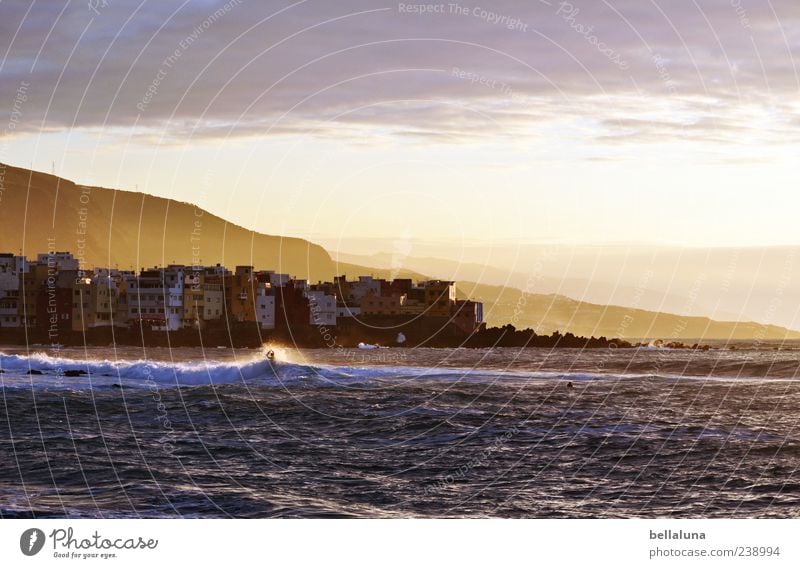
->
[0,250,485,347]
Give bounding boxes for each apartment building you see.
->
[0,254,26,328]
[0,251,484,337]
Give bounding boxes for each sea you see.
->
[1,343,799,518]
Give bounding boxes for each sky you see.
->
[1,0,799,249]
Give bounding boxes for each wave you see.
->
[1,350,796,391]
[0,351,280,389]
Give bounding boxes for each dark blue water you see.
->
[1,346,799,517]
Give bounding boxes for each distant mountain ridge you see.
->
[2,162,798,340]
[333,261,800,340]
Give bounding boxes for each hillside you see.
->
[0,163,333,279]
[335,269,800,341]
[332,250,742,320]
[460,283,800,341]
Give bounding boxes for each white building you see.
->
[203,283,224,322]
[255,285,276,330]
[348,276,381,303]
[306,290,337,327]
[36,251,79,271]
[71,275,120,331]
[124,266,184,331]
[206,264,227,276]
[110,270,135,327]
[269,273,291,288]
[124,271,163,329]
[336,304,361,319]
[0,254,25,328]
[162,265,185,331]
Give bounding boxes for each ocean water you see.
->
[1,344,800,518]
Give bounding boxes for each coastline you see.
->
[0,322,632,349]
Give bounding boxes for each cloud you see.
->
[0,0,798,146]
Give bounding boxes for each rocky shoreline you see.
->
[0,322,634,349]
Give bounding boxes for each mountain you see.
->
[332,250,739,319]
[333,244,800,330]
[0,163,333,279]
[2,162,798,340]
[456,283,800,341]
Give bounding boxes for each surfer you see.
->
[266,350,275,361]
[566,381,574,389]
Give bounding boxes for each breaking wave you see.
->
[1,349,796,392]
[0,351,285,389]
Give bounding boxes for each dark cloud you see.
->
[0,0,797,143]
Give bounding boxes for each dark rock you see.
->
[64,370,87,377]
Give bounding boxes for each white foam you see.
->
[0,351,273,388]
[1,351,791,391]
